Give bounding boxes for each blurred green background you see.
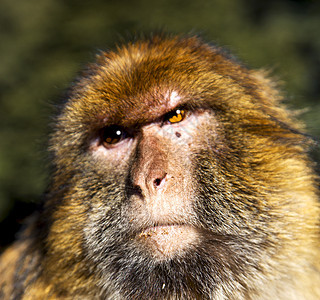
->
[0,0,319,248]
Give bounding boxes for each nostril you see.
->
[154,178,161,186]
[153,173,167,189]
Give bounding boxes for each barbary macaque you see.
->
[0,34,319,299]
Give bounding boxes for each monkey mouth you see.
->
[138,224,198,259]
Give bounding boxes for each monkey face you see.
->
[46,36,318,299]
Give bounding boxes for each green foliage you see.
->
[0,0,319,222]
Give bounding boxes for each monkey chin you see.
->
[138,225,199,260]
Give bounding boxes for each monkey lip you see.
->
[138,224,198,258]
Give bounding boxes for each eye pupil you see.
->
[102,126,125,146]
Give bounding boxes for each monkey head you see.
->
[42,35,320,299]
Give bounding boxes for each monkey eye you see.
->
[165,108,186,124]
[101,125,127,146]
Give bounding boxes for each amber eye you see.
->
[102,125,126,146]
[166,108,186,124]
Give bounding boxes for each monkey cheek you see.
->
[137,225,199,259]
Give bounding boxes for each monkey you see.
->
[0,34,319,300]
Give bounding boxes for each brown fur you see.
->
[0,34,319,299]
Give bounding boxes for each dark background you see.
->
[1,0,320,250]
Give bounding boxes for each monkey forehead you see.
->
[64,35,251,126]
[68,86,188,128]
